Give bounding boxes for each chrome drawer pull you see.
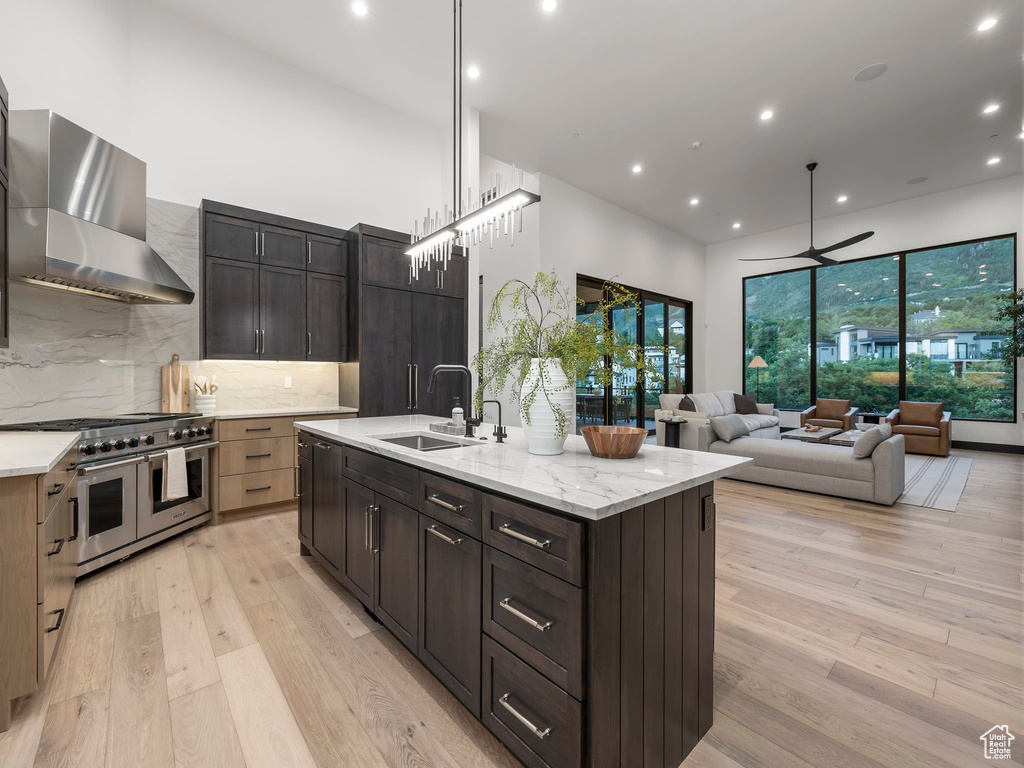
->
[246,427,272,432]
[498,694,551,739]
[47,538,65,557]
[499,598,552,631]
[426,525,462,546]
[297,441,309,449]
[246,453,272,459]
[427,494,464,514]
[315,441,333,450]
[45,607,66,633]
[498,523,552,549]
[246,486,272,493]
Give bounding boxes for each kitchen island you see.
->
[294,415,750,768]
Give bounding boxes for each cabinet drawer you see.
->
[483,547,584,699]
[38,543,75,681]
[297,432,314,461]
[484,495,584,587]
[418,472,482,539]
[483,636,582,768]
[218,468,295,511]
[37,483,75,603]
[217,417,296,442]
[218,436,295,476]
[343,447,418,507]
[40,452,75,524]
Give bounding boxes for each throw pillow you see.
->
[710,414,750,443]
[853,423,892,458]
[756,402,775,415]
[816,398,851,421]
[734,392,758,415]
[678,395,696,412]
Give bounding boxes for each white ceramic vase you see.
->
[194,394,217,415]
[520,358,575,456]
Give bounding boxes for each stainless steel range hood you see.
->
[8,111,194,304]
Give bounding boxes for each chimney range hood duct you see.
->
[8,111,194,304]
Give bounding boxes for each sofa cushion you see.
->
[658,393,684,411]
[709,437,874,482]
[899,401,942,427]
[893,424,940,437]
[715,390,738,415]
[710,414,750,443]
[853,423,892,458]
[816,398,851,421]
[737,413,780,432]
[757,403,775,415]
[734,392,758,414]
[691,392,725,417]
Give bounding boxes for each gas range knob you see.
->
[143,435,155,445]
[80,443,97,456]
[114,439,127,451]
[171,430,182,440]
[99,442,113,453]
[186,428,197,438]
[127,437,140,448]
[195,426,208,437]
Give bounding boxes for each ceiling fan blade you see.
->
[815,231,875,256]
[739,249,813,262]
[810,254,840,267]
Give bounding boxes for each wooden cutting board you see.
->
[161,355,191,413]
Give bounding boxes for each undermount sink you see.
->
[372,432,478,452]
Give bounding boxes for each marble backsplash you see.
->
[0,198,342,424]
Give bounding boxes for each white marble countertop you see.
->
[214,406,359,420]
[0,432,82,479]
[294,415,751,520]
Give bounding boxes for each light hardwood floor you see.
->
[1,449,1020,768]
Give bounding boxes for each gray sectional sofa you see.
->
[697,424,905,505]
[655,391,780,449]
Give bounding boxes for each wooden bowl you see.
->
[581,426,648,459]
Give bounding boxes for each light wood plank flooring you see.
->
[0,448,1020,768]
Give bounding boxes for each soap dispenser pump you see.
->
[452,397,464,428]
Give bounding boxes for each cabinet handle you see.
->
[255,230,259,256]
[246,427,272,432]
[246,486,272,493]
[307,241,312,264]
[261,329,265,354]
[314,441,332,450]
[498,694,551,739]
[255,328,259,354]
[499,598,553,631]
[246,453,272,459]
[47,538,66,557]
[365,506,370,551]
[296,466,301,498]
[45,607,66,634]
[47,483,65,497]
[307,332,312,356]
[261,232,265,256]
[408,264,413,285]
[407,364,413,410]
[440,270,445,291]
[413,365,419,410]
[427,494,464,514]
[498,523,552,549]
[370,505,379,554]
[426,524,462,546]
[298,441,309,449]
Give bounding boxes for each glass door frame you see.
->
[576,275,694,434]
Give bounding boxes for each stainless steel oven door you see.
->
[76,457,142,565]
[137,442,216,539]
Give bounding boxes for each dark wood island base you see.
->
[297,433,717,768]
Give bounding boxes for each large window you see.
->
[742,234,1017,422]
[576,276,692,432]
[743,270,811,410]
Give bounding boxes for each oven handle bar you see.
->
[145,442,220,462]
[78,456,146,475]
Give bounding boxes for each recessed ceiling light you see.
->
[854,63,888,82]
[983,103,1000,114]
[542,0,557,11]
[760,109,774,121]
[732,222,741,229]
[907,176,928,184]
[977,17,998,31]
[987,156,1001,165]
[466,64,480,79]
[837,195,848,203]
[689,198,699,206]
[632,164,642,174]
[1018,130,1024,140]
[352,0,368,16]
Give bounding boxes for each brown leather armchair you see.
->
[800,398,859,431]
[886,401,950,456]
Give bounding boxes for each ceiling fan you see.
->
[739,162,874,267]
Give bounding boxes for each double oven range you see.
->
[0,413,216,576]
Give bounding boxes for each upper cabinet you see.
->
[200,200,349,361]
[0,73,9,349]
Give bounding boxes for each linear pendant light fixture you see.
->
[406,0,541,280]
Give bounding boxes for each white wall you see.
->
[705,174,1024,446]
[0,0,446,233]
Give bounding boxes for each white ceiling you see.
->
[150,0,1023,244]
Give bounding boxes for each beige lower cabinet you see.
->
[0,447,78,732]
[212,412,356,520]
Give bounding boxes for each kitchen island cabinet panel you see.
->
[311,441,344,573]
[341,478,375,605]
[297,454,312,551]
[374,496,419,653]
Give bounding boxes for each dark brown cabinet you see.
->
[361,237,412,290]
[200,201,350,361]
[0,73,9,349]
[413,293,468,417]
[374,496,419,652]
[306,272,347,362]
[341,478,375,605]
[297,454,313,551]
[412,252,467,300]
[419,513,482,717]
[311,441,344,572]
[205,257,260,359]
[358,286,413,417]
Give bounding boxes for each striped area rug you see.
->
[899,455,973,511]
